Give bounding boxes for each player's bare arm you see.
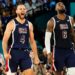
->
[45,18,54,63]
[2,20,14,60]
[46,18,54,32]
[29,22,40,64]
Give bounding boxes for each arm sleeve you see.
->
[45,32,52,54]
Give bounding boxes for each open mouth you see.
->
[21,13,25,16]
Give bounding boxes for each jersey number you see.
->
[20,35,25,44]
[62,31,67,39]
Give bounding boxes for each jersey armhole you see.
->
[52,17,56,47]
[27,21,32,31]
[26,21,30,37]
[52,17,56,30]
[12,20,16,33]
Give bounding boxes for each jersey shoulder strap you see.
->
[52,16,56,30]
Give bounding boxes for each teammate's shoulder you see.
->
[48,17,55,24]
[27,21,33,30]
[67,15,73,22]
[6,19,15,29]
[49,15,56,21]
[28,21,33,26]
[7,19,15,25]
[66,15,73,19]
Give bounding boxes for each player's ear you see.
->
[16,9,18,14]
[55,4,58,12]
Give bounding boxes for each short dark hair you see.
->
[16,2,24,9]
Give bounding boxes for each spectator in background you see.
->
[24,0,33,16]
[32,0,36,10]
[36,0,44,10]
[16,0,22,3]
[0,53,6,75]
[45,64,53,75]
[38,0,44,5]
[0,16,4,55]
[42,48,48,65]
[0,53,5,68]
[1,8,12,30]
[49,0,56,10]
[39,48,50,65]
[5,0,13,14]
[43,0,48,10]
[0,16,3,40]
[0,0,5,8]
[0,1,5,15]
[11,6,16,18]
[43,0,48,4]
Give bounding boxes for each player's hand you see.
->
[34,55,40,65]
[4,53,11,72]
[47,52,52,64]
[4,53,11,60]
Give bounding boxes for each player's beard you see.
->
[58,9,66,14]
[18,14,25,20]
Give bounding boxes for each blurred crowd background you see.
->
[0,0,75,75]
[0,0,75,53]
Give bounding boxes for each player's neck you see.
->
[57,13,66,20]
[16,17,26,24]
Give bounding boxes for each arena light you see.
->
[12,0,16,5]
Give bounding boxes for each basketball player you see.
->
[45,2,75,75]
[2,3,39,75]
